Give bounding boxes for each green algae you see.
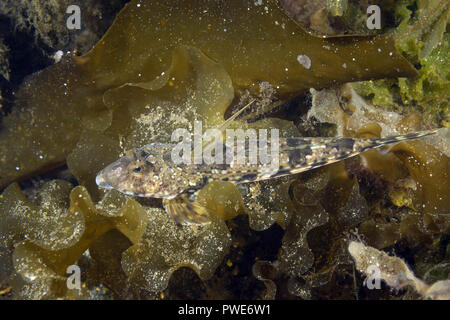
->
[353,0,449,124]
[197,181,245,222]
[0,181,233,298]
[280,0,378,36]
[0,181,85,251]
[255,162,367,298]
[122,206,231,293]
[86,229,133,299]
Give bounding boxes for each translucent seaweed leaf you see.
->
[122,206,231,293]
[0,181,85,251]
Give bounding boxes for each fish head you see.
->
[96,147,164,197]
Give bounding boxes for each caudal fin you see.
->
[360,129,439,153]
[375,129,438,144]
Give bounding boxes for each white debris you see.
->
[349,241,450,300]
[53,50,63,63]
[297,54,311,70]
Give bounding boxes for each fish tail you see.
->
[361,129,439,152]
[375,129,437,144]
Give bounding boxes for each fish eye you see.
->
[128,161,147,175]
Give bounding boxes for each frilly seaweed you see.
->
[0,181,232,298]
[121,206,231,293]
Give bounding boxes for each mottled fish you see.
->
[96,129,437,225]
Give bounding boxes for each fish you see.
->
[96,128,438,225]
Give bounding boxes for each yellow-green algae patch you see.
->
[1,44,296,297]
[0,180,233,298]
[391,141,449,231]
[197,181,246,222]
[101,45,235,144]
[121,206,232,293]
[0,183,125,297]
[238,176,294,231]
[353,1,449,126]
[0,181,85,251]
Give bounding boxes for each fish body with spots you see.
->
[96,130,437,224]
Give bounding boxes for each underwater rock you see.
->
[281,0,377,36]
[1,0,446,301]
[1,177,234,298]
[395,0,449,60]
[0,0,128,54]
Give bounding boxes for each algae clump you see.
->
[353,0,449,125]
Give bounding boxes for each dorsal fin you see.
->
[217,99,256,132]
[201,99,256,150]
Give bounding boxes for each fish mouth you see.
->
[95,171,113,190]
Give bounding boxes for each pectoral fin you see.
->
[163,194,211,225]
